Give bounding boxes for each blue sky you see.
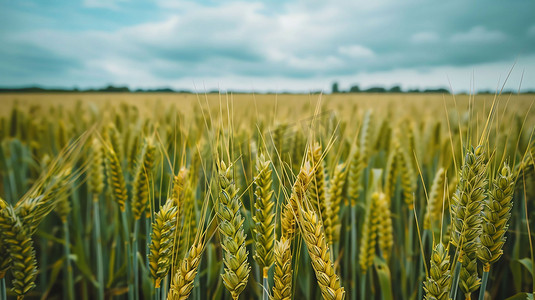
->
[1,0,535,92]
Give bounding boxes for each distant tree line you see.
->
[331,82,535,95]
[333,82,450,94]
[0,84,533,94]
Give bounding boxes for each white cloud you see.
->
[338,45,375,58]
[411,32,439,44]
[450,26,507,43]
[2,0,535,91]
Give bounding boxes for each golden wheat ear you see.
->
[167,240,204,300]
[307,142,329,235]
[252,154,276,271]
[272,237,292,300]
[298,208,346,300]
[281,162,314,242]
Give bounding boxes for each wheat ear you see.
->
[359,192,380,274]
[298,208,346,300]
[88,138,105,195]
[394,140,416,210]
[217,161,250,300]
[253,154,275,269]
[132,138,156,220]
[167,242,204,300]
[424,242,451,300]
[105,146,128,212]
[377,192,393,261]
[0,205,37,299]
[476,163,514,300]
[308,143,329,234]
[424,168,446,231]
[0,198,10,279]
[327,164,346,244]
[149,198,178,288]
[272,237,292,300]
[281,162,313,241]
[451,145,487,298]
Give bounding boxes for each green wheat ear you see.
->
[424,243,452,300]
[149,199,178,288]
[217,161,250,300]
[359,192,381,274]
[252,154,276,271]
[0,197,10,278]
[477,163,514,268]
[0,205,38,299]
[105,146,128,212]
[132,138,156,220]
[451,145,487,296]
[88,138,105,195]
[327,164,347,244]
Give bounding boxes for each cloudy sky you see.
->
[1,0,535,93]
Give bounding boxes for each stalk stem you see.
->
[360,272,366,300]
[478,265,490,300]
[63,220,75,300]
[450,260,462,300]
[121,211,133,300]
[350,205,357,300]
[93,194,105,300]
[133,219,140,300]
[1,277,6,300]
[263,268,269,300]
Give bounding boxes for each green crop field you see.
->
[0,92,534,300]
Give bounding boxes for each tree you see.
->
[332,82,340,94]
[349,85,360,93]
[389,86,402,93]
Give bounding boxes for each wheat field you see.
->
[0,92,534,300]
